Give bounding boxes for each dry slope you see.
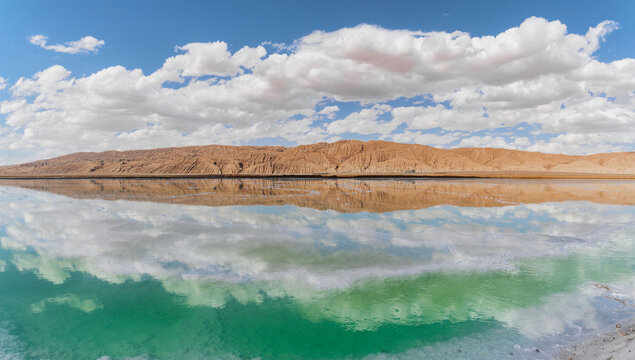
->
[0,140,633,177]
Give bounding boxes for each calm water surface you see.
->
[0,179,633,359]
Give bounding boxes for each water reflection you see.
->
[1,178,634,211]
[0,179,633,359]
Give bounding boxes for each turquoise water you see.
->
[0,179,633,359]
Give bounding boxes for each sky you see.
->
[0,0,634,165]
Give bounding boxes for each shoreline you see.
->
[1,171,635,180]
[556,318,635,359]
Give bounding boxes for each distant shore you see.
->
[1,141,634,179]
[1,171,635,180]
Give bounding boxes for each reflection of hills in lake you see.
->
[1,178,634,212]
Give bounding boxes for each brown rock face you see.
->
[0,140,633,178]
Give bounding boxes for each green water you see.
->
[0,180,633,359]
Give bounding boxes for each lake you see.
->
[0,178,633,359]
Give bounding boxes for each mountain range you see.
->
[0,140,633,178]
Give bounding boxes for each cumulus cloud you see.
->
[317,105,339,119]
[156,42,267,79]
[28,34,104,54]
[457,135,518,149]
[1,17,633,164]
[326,104,395,135]
[390,131,462,146]
[0,77,6,90]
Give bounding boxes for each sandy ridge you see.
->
[0,140,633,178]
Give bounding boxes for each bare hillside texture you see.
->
[0,140,633,178]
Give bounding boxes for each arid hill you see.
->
[0,140,633,178]
[1,178,633,213]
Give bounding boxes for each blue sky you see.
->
[0,0,634,164]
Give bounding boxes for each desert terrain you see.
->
[0,140,633,179]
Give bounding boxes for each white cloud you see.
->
[457,135,518,149]
[0,77,6,90]
[28,34,104,54]
[390,131,462,146]
[317,105,339,119]
[155,42,267,80]
[260,40,292,52]
[1,17,633,164]
[326,104,395,135]
[527,133,633,154]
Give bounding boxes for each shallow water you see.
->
[0,179,633,359]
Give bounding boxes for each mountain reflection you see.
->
[0,178,634,212]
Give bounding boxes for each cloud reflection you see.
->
[0,181,633,340]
